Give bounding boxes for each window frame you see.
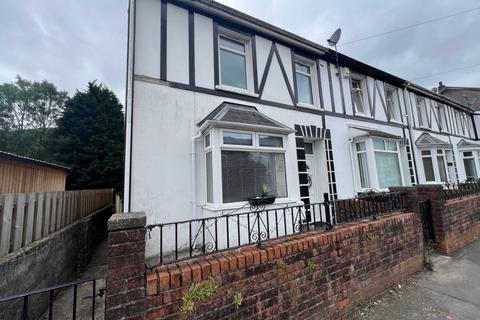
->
[294,56,319,108]
[463,151,479,181]
[352,137,404,192]
[216,27,256,96]
[416,96,428,128]
[419,147,450,184]
[384,84,400,122]
[351,74,370,116]
[206,128,290,207]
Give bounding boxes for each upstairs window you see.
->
[217,29,253,91]
[385,85,399,121]
[351,76,368,115]
[437,104,447,131]
[295,61,314,105]
[416,97,427,127]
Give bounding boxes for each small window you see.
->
[295,61,314,105]
[385,85,399,121]
[352,77,366,114]
[437,104,446,131]
[218,34,248,89]
[223,131,252,146]
[304,142,314,155]
[259,135,283,148]
[205,133,211,148]
[416,97,427,127]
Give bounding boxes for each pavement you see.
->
[352,239,480,320]
[39,240,107,320]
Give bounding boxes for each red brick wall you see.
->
[437,194,480,254]
[145,212,423,319]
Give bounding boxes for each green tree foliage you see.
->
[0,76,68,160]
[56,82,124,190]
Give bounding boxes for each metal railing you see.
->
[0,279,100,320]
[443,180,480,200]
[146,192,405,267]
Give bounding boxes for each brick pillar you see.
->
[106,212,146,320]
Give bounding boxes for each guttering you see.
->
[403,82,474,113]
[199,120,296,135]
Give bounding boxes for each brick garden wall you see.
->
[392,185,480,254]
[437,194,480,254]
[143,212,423,319]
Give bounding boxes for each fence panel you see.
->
[0,189,113,258]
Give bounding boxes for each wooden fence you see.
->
[0,189,113,257]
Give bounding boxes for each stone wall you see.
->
[0,205,112,319]
[106,212,424,320]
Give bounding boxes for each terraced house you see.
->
[123,0,480,258]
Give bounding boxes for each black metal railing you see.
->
[443,180,480,200]
[146,192,405,267]
[0,279,99,320]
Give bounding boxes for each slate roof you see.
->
[439,87,480,111]
[198,102,293,132]
[415,132,451,148]
[0,150,70,171]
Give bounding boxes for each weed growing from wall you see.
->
[179,277,219,315]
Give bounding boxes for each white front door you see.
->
[305,142,321,203]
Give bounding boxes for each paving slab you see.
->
[352,239,480,320]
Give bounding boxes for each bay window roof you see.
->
[458,139,480,149]
[415,132,451,149]
[348,125,401,140]
[198,102,295,134]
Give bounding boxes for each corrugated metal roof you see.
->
[0,150,70,172]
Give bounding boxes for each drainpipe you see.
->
[191,132,202,219]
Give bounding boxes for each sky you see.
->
[0,0,479,103]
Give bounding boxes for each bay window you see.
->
[463,151,478,181]
[373,139,402,189]
[420,149,449,183]
[353,137,403,191]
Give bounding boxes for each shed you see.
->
[0,151,70,193]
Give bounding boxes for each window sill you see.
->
[202,198,301,213]
[215,85,259,98]
[355,113,373,119]
[389,119,403,125]
[297,102,322,110]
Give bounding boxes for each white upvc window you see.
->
[385,85,400,122]
[206,128,289,206]
[463,151,478,181]
[416,96,428,128]
[420,148,448,183]
[294,57,319,107]
[351,75,369,116]
[437,104,447,132]
[353,137,403,191]
[217,28,254,94]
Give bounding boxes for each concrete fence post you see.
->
[106,212,147,320]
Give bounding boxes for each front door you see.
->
[304,142,320,203]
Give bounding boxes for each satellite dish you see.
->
[327,28,342,46]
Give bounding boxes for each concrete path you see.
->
[39,240,107,320]
[352,239,480,320]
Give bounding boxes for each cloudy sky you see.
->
[1,0,479,103]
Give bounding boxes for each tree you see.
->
[0,76,68,159]
[55,82,124,190]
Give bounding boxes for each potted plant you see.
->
[248,184,276,206]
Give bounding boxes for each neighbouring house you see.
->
[435,81,480,111]
[0,150,69,193]
[124,0,480,258]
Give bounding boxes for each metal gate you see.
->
[0,279,104,320]
[419,200,435,243]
